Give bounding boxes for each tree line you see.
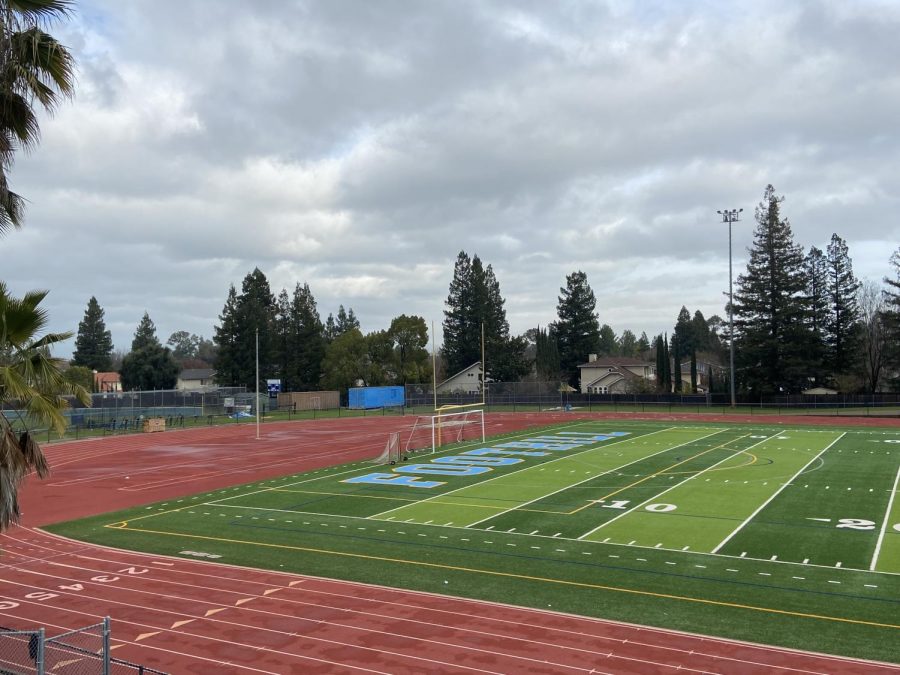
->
[69,184,900,396]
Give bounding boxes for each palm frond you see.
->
[7,1,73,24]
[0,179,26,235]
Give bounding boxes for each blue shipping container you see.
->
[348,386,405,409]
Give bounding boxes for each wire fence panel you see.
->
[1,622,166,675]
[0,628,41,675]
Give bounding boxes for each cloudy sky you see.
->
[4,0,900,357]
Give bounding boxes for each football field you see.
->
[49,419,900,662]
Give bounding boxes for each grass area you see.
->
[46,420,900,663]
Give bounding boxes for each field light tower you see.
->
[717,208,742,408]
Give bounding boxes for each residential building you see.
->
[436,362,482,394]
[579,355,655,394]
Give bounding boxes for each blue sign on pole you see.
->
[266,379,282,397]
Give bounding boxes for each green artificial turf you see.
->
[46,420,900,663]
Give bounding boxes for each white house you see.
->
[176,368,216,391]
[579,355,655,394]
[436,362,482,394]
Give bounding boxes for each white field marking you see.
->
[792,577,805,580]
[870,464,900,571]
[465,427,693,527]
[577,432,763,541]
[712,432,846,554]
[370,423,667,521]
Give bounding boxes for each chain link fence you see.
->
[405,381,900,416]
[0,619,166,675]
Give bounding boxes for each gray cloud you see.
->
[3,0,899,357]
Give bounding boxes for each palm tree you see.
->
[0,281,89,529]
[0,0,75,235]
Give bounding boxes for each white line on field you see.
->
[711,432,846,554]
[870,463,900,571]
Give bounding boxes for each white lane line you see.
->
[712,432,846,554]
[870,464,900,572]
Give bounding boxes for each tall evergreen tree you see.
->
[292,283,326,389]
[234,268,276,391]
[618,330,638,357]
[131,312,159,351]
[672,335,683,392]
[691,310,709,353]
[442,251,526,381]
[674,306,693,356]
[555,270,600,385]
[213,285,240,386]
[803,246,829,386]
[824,233,860,379]
[663,334,672,391]
[71,296,113,371]
[654,334,665,388]
[732,185,813,393]
[535,326,562,379]
[598,324,617,356]
[637,332,651,357]
[212,269,276,390]
[120,312,178,390]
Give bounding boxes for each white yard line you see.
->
[711,432,846,554]
[870,463,900,572]
[576,433,765,541]
[465,428,728,528]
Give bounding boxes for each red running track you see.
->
[2,413,897,673]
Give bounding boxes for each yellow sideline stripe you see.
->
[103,523,900,631]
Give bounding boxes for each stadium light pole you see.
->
[717,208,742,408]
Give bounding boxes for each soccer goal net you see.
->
[403,409,485,456]
[370,431,402,465]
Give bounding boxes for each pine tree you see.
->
[234,268,276,391]
[131,312,159,351]
[555,271,600,385]
[212,269,276,390]
[71,296,113,371]
[672,335,683,392]
[618,330,638,357]
[213,285,240,386]
[824,233,861,379]
[804,246,828,384]
[120,312,177,390]
[674,307,693,356]
[663,334,672,391]
[441,251,526,381]
[733,185,814,393]
[292,283,326,389]
[442,252,476,375]
[535,326,561,379]
[654,334,665,388]
[598,324,617,356]
[637,332,651,358]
